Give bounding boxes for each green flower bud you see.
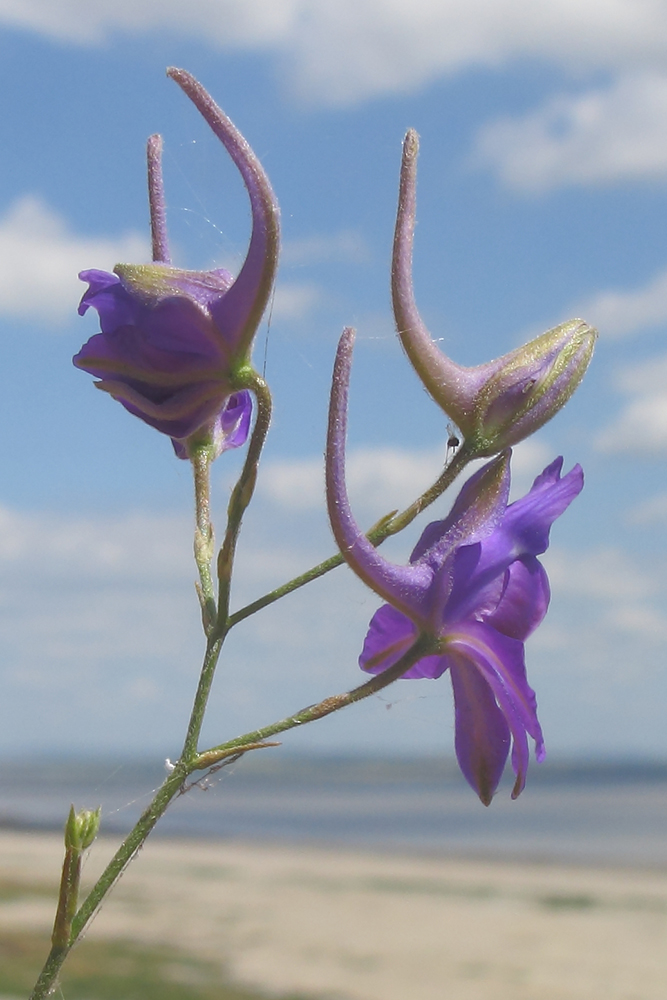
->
[65,805,101,852]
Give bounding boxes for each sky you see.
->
[1,0,667,768]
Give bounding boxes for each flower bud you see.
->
[74,69,279,461]
[466,319,597,456]
[392,128,596,457]
[65,805,101,852]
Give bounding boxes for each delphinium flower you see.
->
[326,328,583,803]
[392,129,597,457]
[74,69,279,460]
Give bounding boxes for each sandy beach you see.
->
[2,829,666,1000]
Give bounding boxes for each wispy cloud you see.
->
[570,264,667,339]
[5,1,667,106]
[258,437,554,515]
[271,281,322,322]
[259,445,446,514]
[0,196,147,325]
[475,73,667,191]
[596,354,667,453]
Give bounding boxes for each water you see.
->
[1,755,666,867]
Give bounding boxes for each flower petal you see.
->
[503,457,583,557]
[410,452,511,568]
[443,458,581,626]
[485,556,550,641]
[360,603,445,678]
[171,390,252,459]
[96,378,227,439]
[78,269,138,332]
[74,296,227,386]
[450,659,511,805]
[446,620,544,797]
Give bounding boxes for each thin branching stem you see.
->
[228,441,474,629]
[28,631,435,1000]
[192,448,217,632]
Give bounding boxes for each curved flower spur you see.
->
[326,328,583,804]
[74,68,279,461]
[392,129,597,458]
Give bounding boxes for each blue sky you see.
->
[1,1,667,766]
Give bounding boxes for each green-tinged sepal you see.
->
[466,319,597,456]
[64,805,101,852]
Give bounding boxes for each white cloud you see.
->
[595,354,667,453]
[597,393,667,453]
[0,196,147,324]
[271,282,322,321]
[475,73,667,190]
[572,264,667,339]
[6,1,667,106]
[541,545,667,645]
[0,506,191,580]
[258,436,555,515]
[544,546,652,603]
[259,445,447,514]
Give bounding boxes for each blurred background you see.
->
[0,0,666,769]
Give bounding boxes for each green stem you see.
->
[179,636,224,763]
[29,631,435,1000]
[196,632,437,761]
[29,763,185,1000]
[51,845,81,950]
[192,448,217,633]
[29,945,68,1000]
[215,371,272,632]
[229,442,473,629]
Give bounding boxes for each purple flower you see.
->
[393,130,596,456]
[326,328,583,804]
[74,69,279,460]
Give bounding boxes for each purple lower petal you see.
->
[450,659,510,805]
[171,390,253,459]
[360,604,446,678]
[217,390,252,449]
[446,620,544,796]
[98,379,227,440]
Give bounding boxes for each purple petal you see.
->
[503,457,584,557]
[360,603,445,679]
[74,297,226,384]
[217,389,252,449]
[446,620,544,797]
[78,270,140,332]
[450,660,511,805]
[410,452,511,566]
[171,390,252,459]
[443,458,581,626]
[485,556,550,641]
[97,378,228,440]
